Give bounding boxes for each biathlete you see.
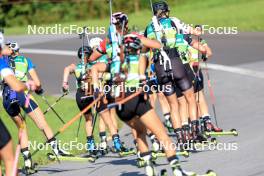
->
[188,25,222,133]
[0,32,37,176]
[144,1,209,142]
[1,41,70,174]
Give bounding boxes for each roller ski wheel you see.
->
[160,169,168,176]
[100,147,109,156]
[205,129,238,137]
[145,162,157,176]
[21,163,38,175]
[47,153,96,163]
[136,158,147,168]
[205,170,217,176]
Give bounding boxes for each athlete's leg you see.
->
[99,115,106,133]
[84,113,93,137]
[0,140,14,176]
[196,90,209,117]
[139,109,176,158]
[177,96,189,124]
[148,93,157,108]
[110,108,118,132]
[12,116,29,150]
[126,118,148,154]
[28,107,54,139]
[100,110,117,136]
[157,92,170,115]
[165,94,182,129]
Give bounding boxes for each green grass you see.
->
[4,0,264,35]
[0,94,122,168]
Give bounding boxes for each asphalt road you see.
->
[5,32,264,176]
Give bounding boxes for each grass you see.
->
[4,0,264,35]
[0,94,122,168]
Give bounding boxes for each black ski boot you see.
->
[21,148,38,175]
[49,137,71,156]
[169,156,196,176]
[202,116,223,132]
[99,132,108,155]
[136,152,156,176]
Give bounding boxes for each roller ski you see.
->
[193,137,217,149]
[160,169,217,176]
[47,153,96,163]
[204,129,238,137]
[151,150,189,161]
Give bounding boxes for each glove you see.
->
[201,54,208,62]
[62,82,69,94]
[35,87,44,95]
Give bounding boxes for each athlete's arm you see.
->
[89,49,103,62]
[203,43,212,58]
[63,64,76,83]
[171,17,201,36]
[141,36,162,50]
[27,58,41,88]
[190,39,207,54]
[4,75,28,92]
[28,69,41,88]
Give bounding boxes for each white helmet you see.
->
[9,41,20,52]
[89,37,103,49]
[0,32,4,49]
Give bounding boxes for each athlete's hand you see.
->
[35,87,44,95]
[201,54,208,62]
[25,80,37,91]
[62,82,69,94]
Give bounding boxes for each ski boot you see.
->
[170,158,196,176]
[202,116,223,132]
[112,134,135,157]
[99,140,108,155]
[21,148,38,175]
[149,134,161,153]
[164,118,174,133]
[49,138,71,157]
[87,136,98,156]
[182,124,191,143]
[137,152,157,175]
[98,132,108,155]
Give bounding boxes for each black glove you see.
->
[35,88,44,95]
[201,54,208,62]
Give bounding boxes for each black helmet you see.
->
[112,12,128,27]
[153,1,170,16]
[77,46,92,59]
[123,34,142,51]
